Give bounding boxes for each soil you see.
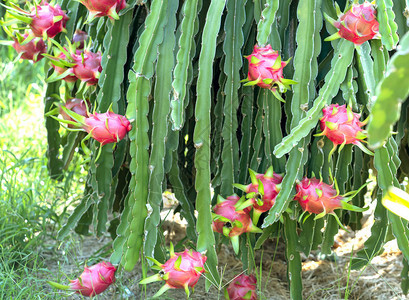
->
[41,194,408,300]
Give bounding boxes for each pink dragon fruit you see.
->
[12,33,46,62]
[212,195,262,254]
[234,166,283,224]
[29,2,69,38]
[241,44,296,102]
[225,274,257,300]
[72,30,88,49]
[317,104,372,155]
[50,49,81,82]
[83,112,132,145]
[59,98,89,128]
[294,177,368,225]
[80,0,126,20]
[72,50,102,86]
[48,261,116,297]
[139,244,207,297]
[324,1,379,45]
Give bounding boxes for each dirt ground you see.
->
[42,196,408,300]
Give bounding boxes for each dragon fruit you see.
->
[80,0,126,20]
[29,2,69,38]
[50,49,80,82]
[72,30,88,49]
[317,104,372,156]
[48,261,116,297]
[212,195,262,254]
[234,166,283,225]
[294,177,368,226]
[72,50,102,86]
[324,1,379,45]
[59,98,89,128]
[241,44,296,102]
[139,244,206,298]
[225,274,257,300]
[83,112,132,145]
[12,33,46,62]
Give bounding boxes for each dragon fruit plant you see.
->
[3,1,68,39]
[324,1,379,45]
[241,44,297,102]
[234,166,283,225]
[294,177,368,228]
[11,33,46,62]
[316,104,372,157]
[212,195,262,254]
[225,274,257,300]
[79,0,127,21]
[48,261,116,297]
[139,243,207,298]
[49,48,81,82]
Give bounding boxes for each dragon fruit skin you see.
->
[83,112,132,145]
[241,45,295,100]
[29,2,69,38]
[325,2,379,45]
[69,261,116,297]
[60,98,89,128]
[226,274,257,300]
[139,247,207,297]
[12,34,46,62]
[294,177,342,215]
[72,50,102,86]
[246,172,283,213]
[80,0,126,19]
[319,104,367,146]
[161,249,207,289]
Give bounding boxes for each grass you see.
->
[0,48,86,299]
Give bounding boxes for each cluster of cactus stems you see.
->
[2,0,409,298]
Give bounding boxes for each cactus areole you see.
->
[139,246,207,298]
[226,274,258,300]
[29,2,68,38]
[241,44,296,101]
[325,2,379,45]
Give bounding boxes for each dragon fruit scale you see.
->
[241,44,296,102]
[139,244,207,298]
[50,49,81,82]
[48,261,116,297]
[212,195,262,254]
[294,177,368,226]
[29,2,69,38]
[12,33,46,62]
[317,104,373,156]
[225,274,258,300]
[234,166,283,225]
[80,0,126,20]
[324,1,379,45]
